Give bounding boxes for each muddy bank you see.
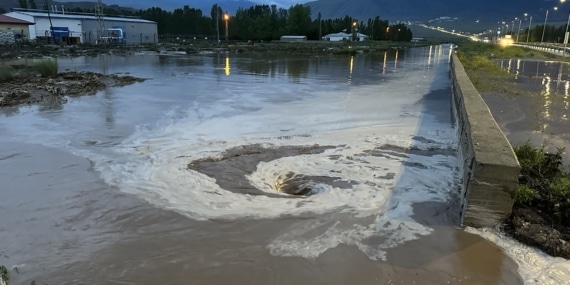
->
[506,206,570,258]
[0,44,148,59]
[0,71,146,108]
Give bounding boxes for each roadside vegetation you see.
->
[514,142,570,219]
[456,40,529,94]
[509,142,570,258]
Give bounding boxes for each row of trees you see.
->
[494,22,570,43]
[19,2,412,42]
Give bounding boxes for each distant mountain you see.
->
[2,0,568,34]
[305,0,558,32]
[0,0,135,13]
[0,0,259,15]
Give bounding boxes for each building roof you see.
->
[325,32,368,38]
[10,11,155,24]
[325,32,351,37]
[0,14,35,25]
[280,35,307,39]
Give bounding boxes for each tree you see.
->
[210,4,223,41]
[286,4,311,35]
[28,0,37,9]
[18,0,28,9]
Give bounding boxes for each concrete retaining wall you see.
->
[450,53,521,228]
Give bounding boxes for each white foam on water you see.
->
[78,48,460,260]
[466,227,570,284]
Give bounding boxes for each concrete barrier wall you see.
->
[450,53,521,228]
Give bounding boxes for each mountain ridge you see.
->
[2,0,566,33]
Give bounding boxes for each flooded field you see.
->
[489,59,570,165]
[0,45,565,284]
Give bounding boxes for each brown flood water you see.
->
[0,142,520,285]
[0,46,523,284]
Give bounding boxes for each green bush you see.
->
[32,59,58,77]
[514,142,570,224]
[550,173,570,198]
[515,184,536,204]
[0,265,9,284]
[0,67,14,82]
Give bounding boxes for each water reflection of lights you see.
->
[394,49,399,70]
[348,55,354,84]
[224,55,230,76]
[382,52,387,74]
[428,45,432,68]
[561,81,570,121]
[541,76,552,131]
[511,60,570,127]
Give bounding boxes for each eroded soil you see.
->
[0,71,146,108]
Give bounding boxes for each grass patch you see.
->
[32,59,58,77]
[455,40,525,94]
[514,142,570,223]
[0,67,15,82]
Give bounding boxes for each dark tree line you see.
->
[498,22,570,43]
[28,3,412,42]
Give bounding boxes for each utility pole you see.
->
[44,0,53,44]
[95,0,106,44]
[517,18,522,42]
[527,16,532,42]
[564,13,570,56]
[318,12,321,41]
[216,8,220,44]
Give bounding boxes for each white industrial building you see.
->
[5,10,157,44]
[324,32,369,42]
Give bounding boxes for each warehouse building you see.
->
[4,10,157,44]
[0,14,34,44]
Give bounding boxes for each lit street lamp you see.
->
[526,13,533,42]
[564,10,570,56]
[542,6,558,43]
[224,12,229,41]
[352,21,357,41]
[517,17,522,41]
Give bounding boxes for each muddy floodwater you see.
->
[1,45,563,285]
[486,59,570,167]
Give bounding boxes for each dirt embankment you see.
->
[0,72,146,108]
[507,205,570,258]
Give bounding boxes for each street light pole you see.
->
[517,18,522,42]
[527,15,532,42]
[542,9,549,43]
[564,12,570,56]
[224,12,229,41]
[352,21,357,41]
[542,7,557,43]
